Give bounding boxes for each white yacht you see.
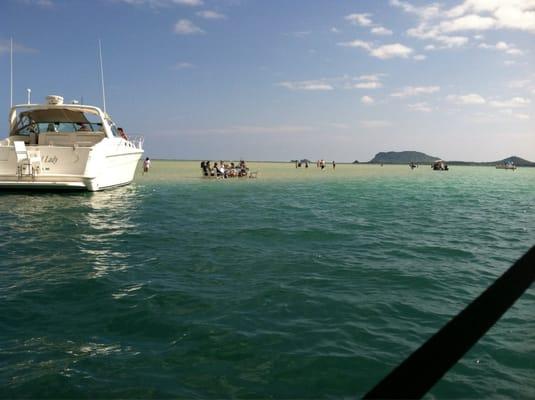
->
[0,95,143,191]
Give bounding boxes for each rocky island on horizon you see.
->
[366,151,535,167]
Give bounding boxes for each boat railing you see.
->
[128,135,144,150]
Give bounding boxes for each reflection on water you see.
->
[81,186,142,278]
[111,283,144,299]
[0,185,143,280]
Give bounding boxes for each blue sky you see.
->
[0,0,534,162]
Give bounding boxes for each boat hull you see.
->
[0,141,143,191]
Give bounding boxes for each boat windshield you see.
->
[10,109,104,137]
[106,119,121,137]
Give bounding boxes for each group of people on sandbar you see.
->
[201,160,249,178]
[295,159,335,170]
[316,159,335,170]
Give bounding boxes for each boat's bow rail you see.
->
[127,135,144,150]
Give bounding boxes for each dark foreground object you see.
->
[365,245,535,399]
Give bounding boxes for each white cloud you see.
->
[329,122,350,129]
[0,39,37,55]
[196,10,226,19]
[489,97,531,108]
[469,111,499,123]
[495,5,535,32]
[390,0,442,20]
[370,43,413,59]
[17,0,54,6]
[277,74,386,92]
[361,96,375,104]
[391,86,440,97]
[390,0,535,47]
[337,39,372,51]
[470,110,531,123]
[346,74,387,89]
[174,19,204,35]
[508,79,531,88]
[118,0,203,6]
[505,48,524,55]
[413,54,427,61]
[437,35,469,47]
[345,13,373,27]
[447,93,486,105]
[358,74,385,81]
[514,113,530,120]
[36,0,53,6]
[452,0,535,32]
[345,12,395,38]
[289,31,312,38]
[393,0,535,52]
[406,23,469,47]
[360,120,391,128]
[331,27,341,33]
[407,25,439,40]
[499,109,530,120]
[339,40,413,59]
[371,26,393,35]
[408,102,433,112]
[202,124,314,135]
[278,80,334,91]
[440,14,497,32]
[353,81,383,89]
[173,0,203,5]
[173,62,194,69]
[479,41,525,55]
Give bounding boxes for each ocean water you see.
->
[1,161,534,398]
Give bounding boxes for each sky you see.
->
[0,0,534,162]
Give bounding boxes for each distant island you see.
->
[447,156,535,167]
[368,151,535,167]
[370,151,439,164]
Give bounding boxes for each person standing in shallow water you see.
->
[332,160,336,170]
[143,157,151,174]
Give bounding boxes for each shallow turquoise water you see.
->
[1,162,534,398]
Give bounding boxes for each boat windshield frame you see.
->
[8,103,113,139]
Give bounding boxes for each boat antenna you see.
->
[10,37,13,107]
[98,39,107,113]
[26,88,31,104]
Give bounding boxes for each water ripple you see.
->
[1,165,534,398]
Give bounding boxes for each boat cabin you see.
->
[5,95,119,148]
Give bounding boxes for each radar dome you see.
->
[46,95,64,105]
